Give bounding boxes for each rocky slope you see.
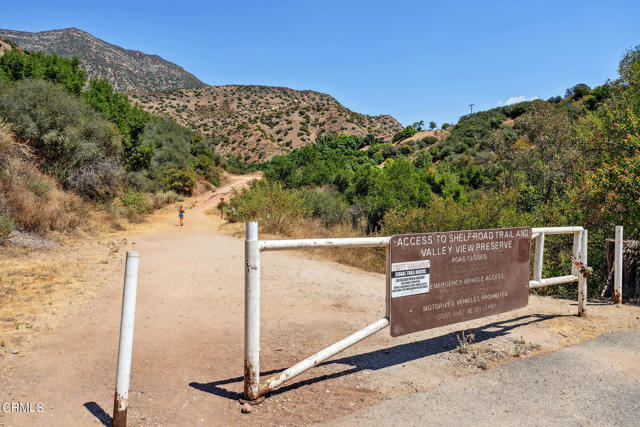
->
[0,28,205,92]
[132,85,402,161]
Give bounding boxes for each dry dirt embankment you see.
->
[1,175,639,426]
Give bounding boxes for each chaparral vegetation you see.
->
[225,45,640,298]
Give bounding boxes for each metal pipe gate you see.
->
[243,223,589,400]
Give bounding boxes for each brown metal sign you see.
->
[388,227,532,337]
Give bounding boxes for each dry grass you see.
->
[0,234,123,355]
[1,157,86,233]
[0,119,29,161]
[0,121,89,235]
[302,222,386,273]
[218,218,387,273]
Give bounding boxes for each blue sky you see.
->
[3,1,640,126]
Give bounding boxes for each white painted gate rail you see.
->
[244,222,589,400]
[530,226,589,316]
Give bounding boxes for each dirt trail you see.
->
[1,175,640,426]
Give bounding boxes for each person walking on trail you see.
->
[178,204,185,226]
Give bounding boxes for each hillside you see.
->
[0,28,205,92]
[131,85,403,162]
[0,37,21,55]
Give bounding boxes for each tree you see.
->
[392,125,416,143]
[565,83,591,100]
[0,48,86,94]
[429,121,437,130]
[619,45,640,89]
[592,85,611,102]
[492,100,579,205]
[441,123,450,130]
[619,45,640,108]
[411,120,424,132]
[579,46,640,238]
[84,79,153,171]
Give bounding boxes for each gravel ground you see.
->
[327,328,640,426]
[8,231,60,250]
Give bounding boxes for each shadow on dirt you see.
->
[83,401,112,426]
[190,313,569,400]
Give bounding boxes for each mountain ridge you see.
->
[0,27,206,92]
[0,28,403,161]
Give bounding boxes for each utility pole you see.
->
[469,104,475,115]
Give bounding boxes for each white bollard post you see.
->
[614,226,623,305]
[578,230,588,317]
[533,233,545,282]
[113,252,140,427]
[244,222,260,400]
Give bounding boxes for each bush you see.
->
[0,79,122,200]
[164,168,196,195]
[392,125,416,143]
[125,171,162,193]
[226,179,309,235]
[204,165,221,186]
[421,136,438,145]
[381,191,532,236]
[193,154,221,186]
[145,117,194,173]
[152,191,178,208]
[68,160,123,200]
[0,213,14,244]
[29,180,51,199]
[121,191,152,214]
[300,188,350,228]
[120,191,153,221]
[565,83,591,100]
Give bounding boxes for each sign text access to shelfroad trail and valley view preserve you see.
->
[388,227,532,337]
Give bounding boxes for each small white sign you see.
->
[391,260,430,298]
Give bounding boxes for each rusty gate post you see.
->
[244,222,260,400]
[578,230,588,316]
[571,231,582,277]
[113,252,140,427]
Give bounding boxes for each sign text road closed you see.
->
[388,227,532,337]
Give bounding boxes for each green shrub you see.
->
[164,168,196,195]
[151,191,178,208]
[226,180,309,235]
[421,136,438,145]
[392,125,416,143]
[84,79,152,171]
[381,191,532,236]
[204,165,221,186]
[0,213,14,244]
[121,191,153,215]
[125,171,162,193]
[301,188,350,228]
[29,180,51,199]
[0,79,122,200]
[0,49,86,94]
